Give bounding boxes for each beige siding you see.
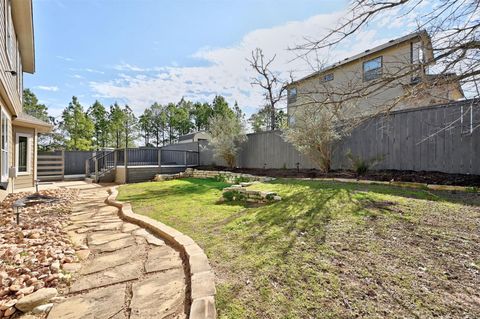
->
[288,39,462,120]
[0,0,23,114]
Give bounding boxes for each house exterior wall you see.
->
[0,0,33,200]
[287,38,463,122]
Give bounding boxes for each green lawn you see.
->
[118,178,480,319]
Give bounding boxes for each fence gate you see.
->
[37,151,64,181]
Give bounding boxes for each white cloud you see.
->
[35,85,59,92]
[90,10,411,115]
[85,68,105,74]
[56,55,74,62]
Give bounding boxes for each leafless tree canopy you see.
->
[248,48,288,130]
[295,0,480,97]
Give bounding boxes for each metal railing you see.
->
[85,147,199,182]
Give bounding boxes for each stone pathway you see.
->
[48,186,187,319]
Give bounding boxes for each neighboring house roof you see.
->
[178,131,209,142]
[12,0,35,73]
[13,113,52,133]
[178,132,197,142]
[289,30,433,87]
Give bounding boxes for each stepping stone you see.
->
[122,223,140,233]
[145,246,183,273]
[88,232,130,246]
[48,284,126,319]
[68,232,87,247]
[92,222,123,231]
[97,206,118,214]
[80,246,142,275]
[70,261,143,293]
[130,268,186,319]
[76,249,90,260]
[91,236,136,253]
[133,228,165,246]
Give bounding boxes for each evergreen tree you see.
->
[150,103,167,147]
[60,96,94,150]
[88,100,109,150]
[192,102,212,131]
[109,102,126,148]
[212,95,234,118]
[139,108,153,146]
[23,89,50,122]
[123,105,138,148]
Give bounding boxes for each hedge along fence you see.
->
[203,100,479,175]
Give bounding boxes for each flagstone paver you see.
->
[47,186,187,319]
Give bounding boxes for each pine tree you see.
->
[60,96,94,150]
[88,100,109,150]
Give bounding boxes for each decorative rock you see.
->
[15,288,58,312]
[0,299,17,311]
[62,263,82,273]
[4,306,16,317]
[32,303,53,314]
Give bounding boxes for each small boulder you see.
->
[32,303,53,314]
[15,288,57,312]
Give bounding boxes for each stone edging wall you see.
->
[154,168,275,183]
[105,186,216,319]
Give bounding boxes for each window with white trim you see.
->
[16,133,31,174]
[363,57,382,81]
[1,109,9,181]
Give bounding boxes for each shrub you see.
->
[234,176,251,184]
[346,151,384,176]
[213,174,228,183]
[222,190,247,202]
[222,190,236,201]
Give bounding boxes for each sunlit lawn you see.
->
[118,178,480,319]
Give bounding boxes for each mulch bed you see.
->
[198,167,480,187]
[0,189,78,317]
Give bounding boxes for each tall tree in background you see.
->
[109,103,125,148]
[192,102,212,131]
[23,89,50,122]
[150,103,167,147]
[139,108,154,146]
[123,105,138,148]
[173,99,193,136]
[248,48,287,130]
[212,95,234,118]
[60,96,94,150]
[88,100,109,150]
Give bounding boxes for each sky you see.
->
[25,0,419,119]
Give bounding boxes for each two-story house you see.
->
[0,0,52,201]
[286,31,464,124]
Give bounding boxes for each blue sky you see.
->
[25,0,415,118]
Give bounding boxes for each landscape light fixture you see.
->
[5,70,17,76]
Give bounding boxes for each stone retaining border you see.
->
[105,186,216,319]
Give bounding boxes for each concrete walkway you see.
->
[48,185,187,319]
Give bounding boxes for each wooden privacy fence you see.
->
[224,99,480,175]
[37,151,64,181]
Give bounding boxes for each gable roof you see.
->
[13,113,52,133]
[289,30,432,87]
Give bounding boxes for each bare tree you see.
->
[294,0,480,98]
[208,114,247,168]
[248,48,288,130]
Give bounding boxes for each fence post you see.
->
[61,150,65,181]
[184,151,187,168]
[94,158,98,183]
[124,147,128,184]
[85,160,89,177]
[158,148,162,174]
[113,150,117,168]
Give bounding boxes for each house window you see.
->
[5,0,14,68]
[363,57,382,81]
[288,88,297,103]
[16,134,30,174]
[323,73,334,82]
[288,114,296,126]
[1,109,9,181]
